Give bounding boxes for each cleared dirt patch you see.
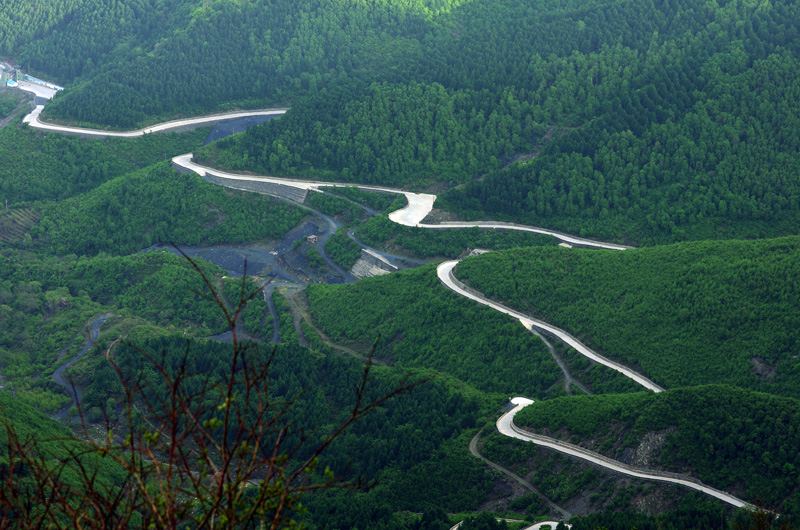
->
[0,207,40,243]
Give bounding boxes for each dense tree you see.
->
[454,238,800,396]
[515,385,800,514]
[306,265,561,397]
[35,163,306,256]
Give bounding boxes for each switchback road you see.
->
[496,398,753,509]
[18,95,754,513]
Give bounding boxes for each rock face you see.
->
[202,174,309,203]
[171,161,309,203]
[632,428,676,468]
[349,249,399,279]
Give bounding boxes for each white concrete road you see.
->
[18,81,59,100]
[436,261,664,393]
[18,97,753,513]
[172,158,629,250]
[419,222,630,250]
[497,398,753,510]
[172,154,437,225]
[523,522,571,530]
[24,106,288,138]
[17,79,290,137]
[450,518,568,530]
[436,261,756,509]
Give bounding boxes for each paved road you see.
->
[20,100,752,512]
[451,518,569,530]
[172,155,438,227]
[497,398,753,510]
[17,81,58,100]
[434,259,757,510]
[172,157,638,251]
[418,222,630,251]
[16,83,288,137]
[436,261,664,393]
[24,106,288,138]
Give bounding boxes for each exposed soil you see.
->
[203,115,281,144]
[0,207,40,243]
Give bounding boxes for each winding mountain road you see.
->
[436,261,664,393]
[174,154,755,511]
[497,398,752,509]
[22,90,287,138]
[18,92,754,513]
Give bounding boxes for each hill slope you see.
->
[515,385,800,513]
[454,237,800,396]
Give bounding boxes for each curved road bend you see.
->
[172,155,438,228]
[18,83,289,139]
[24,105,288,138]
[174,145,758,513]
[52,314,112,420]
[469,430,571,520]
[172,157,635,252]
[19,99,753,511]
[498,398,753,510]
[436,261,664,393]
[451,518,568,530]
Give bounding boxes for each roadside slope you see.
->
[453,238,800,396]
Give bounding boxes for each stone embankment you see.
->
[170,159,308,202]
[349,249,400,279]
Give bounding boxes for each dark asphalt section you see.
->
[51,314,112,420]
[204,115,280,145]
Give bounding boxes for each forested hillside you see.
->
[203,0,800,243]
[454,238,800,396]
[9,0,454,127]
[515,386,800,513]
[199,82,543,187]
[0,126,207,207]
[354,214,557,259]
[80,334,493,514]
[0,0,84,55]
[0,248,262,413]
[4,0,800,525]
[441,50,800,243]
[9,0,800,243]
[0,389,127,502]
[35,163,305,256]
[306,266,561,397]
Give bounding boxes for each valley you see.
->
[0,0,798,527]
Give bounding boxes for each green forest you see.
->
[454,238,800,397]
[36,163,306,256]
[515,385,800,513]
[0,125,208,207]
[306,266,561,397]
[354,214,557,259]
[2,0,800,526]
